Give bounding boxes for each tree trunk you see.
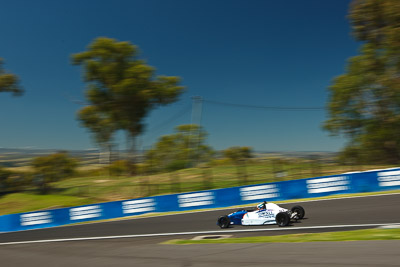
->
[127,132,137,176]
[105,143,112,177]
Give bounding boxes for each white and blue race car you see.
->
[217,201,305,228]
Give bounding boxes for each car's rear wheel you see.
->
[291,205,305,219]
[217,215,230,228]
[275,212,290,227]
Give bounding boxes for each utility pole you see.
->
[191,96,203,128]
[190,96,203,166]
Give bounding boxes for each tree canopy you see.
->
[0,58,23,96]
[72,37,185,166]
[78,105,115,146]
[144,124,214,172]
[223,146,253,164]
[32,152,78,193]
[324,0,400,164]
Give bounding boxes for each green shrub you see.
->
[166,160,188,172]
[108,160,130,176]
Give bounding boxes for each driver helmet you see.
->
[257,202,266,210]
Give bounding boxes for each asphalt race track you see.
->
[1,194,400,266]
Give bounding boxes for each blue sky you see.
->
[0,0,358,152]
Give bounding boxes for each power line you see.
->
[203,99,325,111]
[145,104,192,136]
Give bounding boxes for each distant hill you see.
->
[0,148,101,169]
[253,151,337,159]
[0,147,337,170]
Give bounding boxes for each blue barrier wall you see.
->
[1,167,400,233]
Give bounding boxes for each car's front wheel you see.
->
[275,212,290,227]
[217,215,230,228]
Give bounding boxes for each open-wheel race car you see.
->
[217,201,305,228]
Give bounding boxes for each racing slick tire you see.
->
[217,215,230,228]
[275,212,290,227]
[291,205,305,219]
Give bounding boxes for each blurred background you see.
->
[1,0,400,216]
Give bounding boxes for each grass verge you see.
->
[0,193,93,215]
[162,228,400,244]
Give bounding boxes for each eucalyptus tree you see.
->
[77,105,115,167]
[32,152,77,193]
[223,146,252,164]
[144,124,213,172]
[324,0,400,164]
[0,58,23,96]
[72,38,185,171]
